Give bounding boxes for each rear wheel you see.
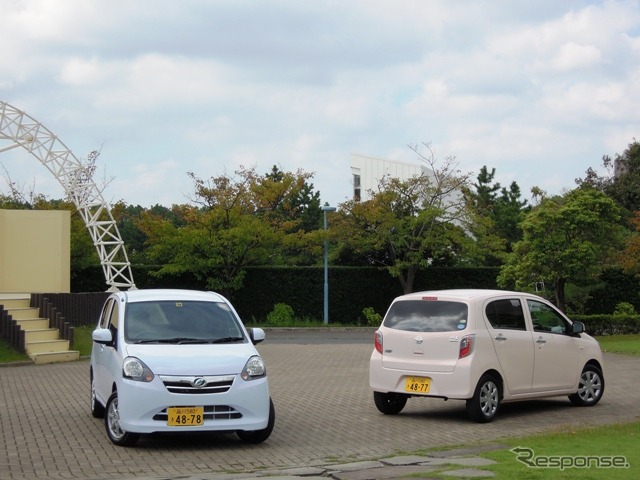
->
[466,374,501,423]
[373,391,408,415]
[236,398,275,444]
[105,391,140,447]
[569,364,604,406]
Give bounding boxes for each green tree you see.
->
[576,139,640,215]
[498,187,625,311]
[334,146,473,294]
[463,166,529,265]
[139,166,321,295]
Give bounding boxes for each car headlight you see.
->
[241,355,266,381]
[122,357,155,382]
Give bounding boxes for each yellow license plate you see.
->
[405,376,431,393]
[167,406,204,426]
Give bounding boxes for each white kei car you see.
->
[90,289,274,446]
[369,289,605,422]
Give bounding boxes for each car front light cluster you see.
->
[241,355,266,380]
[122,357,155,382]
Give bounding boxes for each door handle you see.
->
[536,337,546,344]
[494,334,507,341]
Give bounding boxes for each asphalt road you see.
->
[1,329,638,480]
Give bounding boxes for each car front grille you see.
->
[158,374,235,394]
[153,405,242,422]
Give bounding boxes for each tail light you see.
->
[459,335,475,359]
[374,330,383,354]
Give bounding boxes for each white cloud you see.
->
[1,0,640,209]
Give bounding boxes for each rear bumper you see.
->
[369,351,475,399]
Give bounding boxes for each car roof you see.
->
[394,289,540,303]
[111,289,227,304]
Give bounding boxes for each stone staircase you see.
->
[0,294,80,364]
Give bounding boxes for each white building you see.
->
[350,153,427,202]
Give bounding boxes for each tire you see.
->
[569,364,605,406]
[466,374,501,423]
[373,391,408,415]
[90,371,105,418]
[237,398,275,444]
[105,391,140,447]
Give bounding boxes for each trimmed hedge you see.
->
[71,265,500,324]
[574,315,640,336]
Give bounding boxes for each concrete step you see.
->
[24,328,60,342]
[15,318,50,330]
[29,350,80,365]
[5,307,40,320]
[26,339,70,355]
[0,298,31,309]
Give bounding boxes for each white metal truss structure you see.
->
[0,100,135,291]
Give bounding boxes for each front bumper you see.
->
[116,374,270,434]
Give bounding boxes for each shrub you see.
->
[266,303,295,326]
[614,302,636,315]
[362,307,382,327]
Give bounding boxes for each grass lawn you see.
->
[474,421,639,479]
[0,338,30,363]
[596,334,640,356]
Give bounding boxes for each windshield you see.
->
[124,300,246,344]
[383,300,468,332]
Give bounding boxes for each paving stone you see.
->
[331,464,440,480]
[380,455,435,465]
[0,341,637,480]
[443,468,495,477]
[327,460,384,472]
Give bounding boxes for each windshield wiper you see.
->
[147,337,210,344]
[211,336,244,344]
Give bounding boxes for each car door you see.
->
[92,298,121,403]
[484,297,535,395]
[526,299,580,392]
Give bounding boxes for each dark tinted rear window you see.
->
[383,300,468,332]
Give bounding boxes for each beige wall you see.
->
[0,210,71,293]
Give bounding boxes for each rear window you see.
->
[383,300,468,332]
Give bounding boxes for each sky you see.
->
[1,0,639,209]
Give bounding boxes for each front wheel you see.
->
[105,391,140,447]
[373,391,408,415]
[466,374,501,423]
[569,364,604,406]
[236,398,275,444]
[90,371,105,418]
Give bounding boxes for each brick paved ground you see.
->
[0,336,638,480]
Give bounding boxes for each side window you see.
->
[527,300,570,334]
[108,301,120,344]
[99,299,114,329]
[485,299,526,331]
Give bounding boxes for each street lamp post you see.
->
[321,204,336,324]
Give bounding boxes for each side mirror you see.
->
[248,327,265,345]
[92,328,113,345]
[571,321,585,335]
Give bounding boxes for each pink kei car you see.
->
[369,289,605,422]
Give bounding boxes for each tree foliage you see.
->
[462,166,529,265]
[498,187,625,311]
[334,145,474,293]
[137,166,322,295]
